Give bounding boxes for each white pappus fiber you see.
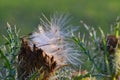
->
[29,14,81,68]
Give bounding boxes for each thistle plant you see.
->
[0,14,120,80]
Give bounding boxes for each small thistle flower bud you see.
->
[106,35,118,54]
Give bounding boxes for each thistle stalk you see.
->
[112,18,120,80]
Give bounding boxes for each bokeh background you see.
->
[0,0,120,44]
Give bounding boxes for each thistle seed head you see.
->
[18,14,81,79]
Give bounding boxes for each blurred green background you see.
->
[0,0,120,44]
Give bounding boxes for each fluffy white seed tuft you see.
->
[29,14,81,67]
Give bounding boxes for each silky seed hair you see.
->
[29,14,81,66]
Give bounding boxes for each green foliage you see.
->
[0,23,20,80]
